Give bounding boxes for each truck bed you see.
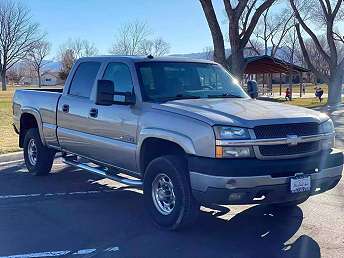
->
[13,88,63,147]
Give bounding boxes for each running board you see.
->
[63,159,143,187]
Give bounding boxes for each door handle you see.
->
[89,108,98,118]
[62,104,69,113]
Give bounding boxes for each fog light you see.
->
[228,192,244,201]
[216,146,253,158]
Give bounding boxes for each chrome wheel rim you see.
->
[152,173,176,215]
[28,139,38,166]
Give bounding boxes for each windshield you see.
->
[136,61,248,102]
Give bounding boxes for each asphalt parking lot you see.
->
[0,156,343,258]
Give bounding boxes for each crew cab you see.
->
[13,56,343,230]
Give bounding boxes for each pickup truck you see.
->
[13,56,343,230]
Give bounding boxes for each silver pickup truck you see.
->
[13,56,343,230]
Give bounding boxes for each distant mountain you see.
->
[171,47,303,66]
[42,61,61,72]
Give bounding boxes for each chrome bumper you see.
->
[190,165,343,192]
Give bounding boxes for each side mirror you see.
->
[247,80,258,99]
[95,80,136,106]
[95,80,114,106]
[113,91,136,105]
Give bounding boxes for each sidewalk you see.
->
[325,107,344,149]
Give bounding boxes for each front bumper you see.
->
[188,149,343,205]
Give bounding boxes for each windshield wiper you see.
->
[207,93,242,98]
[156,94,201,102]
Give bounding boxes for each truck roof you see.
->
[77,55,216,64]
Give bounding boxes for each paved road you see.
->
[0,157,343,258]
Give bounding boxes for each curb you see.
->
[0,151,23,163]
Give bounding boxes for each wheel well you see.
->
[140,138,186,174]
[19,113,38,147]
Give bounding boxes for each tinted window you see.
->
[69,62,101,98]
[103,63,134,93]
[136,62,248,102]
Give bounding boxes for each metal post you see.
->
[279,73,282,96]
[300,71,303,97]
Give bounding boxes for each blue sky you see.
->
[25,0,226,59]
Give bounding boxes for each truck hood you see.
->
[153,98,329,128]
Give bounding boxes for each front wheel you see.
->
[143,155,200,230]
[23,128,55,176]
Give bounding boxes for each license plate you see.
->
[290,175,311,193]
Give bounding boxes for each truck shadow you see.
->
[0,163,321,258]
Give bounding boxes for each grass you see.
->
[0,87,20,154]
[266,97,328,108]
[270,83,328,95]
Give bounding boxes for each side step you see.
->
[63,159,143,187]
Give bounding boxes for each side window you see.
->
[103,63,134,93]
[69,62,101,98]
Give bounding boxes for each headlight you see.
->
[214,126,250,139]
[215,146,254,158]
[320,119,334,134]
[320,119,335,149]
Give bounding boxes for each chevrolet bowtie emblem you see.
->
[286,135,301,146]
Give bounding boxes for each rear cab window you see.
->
[68,62,101,98]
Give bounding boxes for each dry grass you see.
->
[271,83,328,95]
[0,87,20,154]
[273,97,328,108]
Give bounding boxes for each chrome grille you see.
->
[254,122,321,158]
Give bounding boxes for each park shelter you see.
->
[243,55,310,96]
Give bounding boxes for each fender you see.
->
[137,128,196,171]
[20,107,46,146]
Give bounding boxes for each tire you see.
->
[143,155,200,230]
[270,197,308,209]
[23,128,55,176]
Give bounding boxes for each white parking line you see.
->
[0,189,118,200]
[0,246,119,258]
[0,159,24,167]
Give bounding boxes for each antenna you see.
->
[147,54,154,59]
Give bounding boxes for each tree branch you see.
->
[295,23,329,82]
[240,0,275,48]
[289,0,331,64]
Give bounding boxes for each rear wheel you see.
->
[144,155,200,230]
[23,128,55,176]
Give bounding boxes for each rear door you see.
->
[57,61,102,157]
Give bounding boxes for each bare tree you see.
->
[6,65,26,85]
[290,0,344,106]
[140,38,170,56]
[251,4,295,57]
[203,46,214,60]
[200,0,275,79]
[111,21,150,55]
[0,0,42,91]
[57,38,98,80]
[110,21,170,56]
[26,40,51,87]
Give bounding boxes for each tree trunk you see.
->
[228,47,245,79]
[327,71,343,107]
[1,70,6,91]
[37,70,41,87]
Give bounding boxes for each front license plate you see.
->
[290,175,311,193]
